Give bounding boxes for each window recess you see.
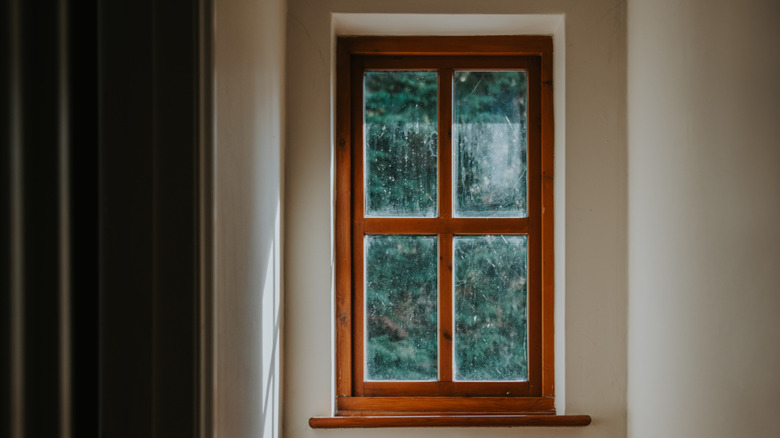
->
[311,36,590,428]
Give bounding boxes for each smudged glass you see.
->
[365,235,438,380]
[454,235,528,381]
[454,71,527,218]
[364,71,438,217]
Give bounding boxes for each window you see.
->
[311,36,589,427]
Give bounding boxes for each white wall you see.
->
[627,0,780,437]
[214,0,286,436]
[285,1,628,437]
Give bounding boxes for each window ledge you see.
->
[309,414,592,428]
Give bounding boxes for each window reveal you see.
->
[334,36,556,416]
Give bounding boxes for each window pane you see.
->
[454,235,528,381]
[365,235,438,380]
[454,71,527,217]
[365,71,438,217]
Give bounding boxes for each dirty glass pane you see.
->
[453,71,527,217]
[365,71,438,217]
[454,235,528,381]
[365,235,438,380]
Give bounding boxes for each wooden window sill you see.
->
[309,414,592,428]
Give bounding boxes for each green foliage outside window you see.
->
[363,71,529,381]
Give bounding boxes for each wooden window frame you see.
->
[311,36,590,428]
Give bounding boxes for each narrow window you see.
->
[316,36,588,427]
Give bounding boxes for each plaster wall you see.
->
[627,0,780,436]
[285,1,628,437]
[214,0,286,436]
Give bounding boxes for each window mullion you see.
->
[437,68,454,388]
[439,68,453,219]
[438,232,453,386]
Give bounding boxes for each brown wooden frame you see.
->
[315,36,588,427]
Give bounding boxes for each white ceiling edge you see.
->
[333,13,563,36]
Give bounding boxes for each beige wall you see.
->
[627,0,780,437]
[211,0,780,436]
[285,1,627,437]
[214,0,286,436]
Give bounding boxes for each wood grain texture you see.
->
[439,67,453,219]
[337,396,553,413]
[362,56,535,71]
[438,233,453,385]
[335,35,560,415]
[540,47,556,398]
[350,55,366,396]
[527,55,544,396]
[362,218,529,234]
[340,36,553,56]
[309,414,591,428]
[335,39,353,398]
[360,380,531,397]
